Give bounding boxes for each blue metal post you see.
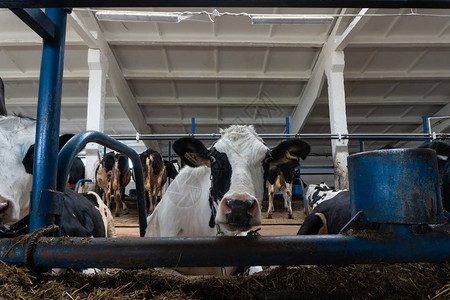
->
[191,117,195,135]
[285,117,290,139]
[422,115,429,144]
[29,8,67,233]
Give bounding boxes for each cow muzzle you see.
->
[219,197,259,231]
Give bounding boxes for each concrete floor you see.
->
[114,197,305,237]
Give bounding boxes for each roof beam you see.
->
[316,96,450,106]
[333,8,378,51]
[144,118,289,126]
[394,101,450,148]
[9,8,56,40]
[108,39,323,48]
[3,71,450,82]
[2,38,450,48]
[289,47,326,133]
[1,38,450,49]
[68,10,160,151]
[289,8,350,134]
[290,8,377,134]
[309,116,422,125]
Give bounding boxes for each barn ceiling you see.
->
[0,7,449,158]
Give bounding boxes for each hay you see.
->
[0,261,448,299]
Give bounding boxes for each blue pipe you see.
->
[422,115,430,144]
[29,8,67,234]
[285,117,289,139]
[1,233,449,269]
[57,131,147,237]
[74,179,92,192]
[191,117,195,135]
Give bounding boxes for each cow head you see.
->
[0,116,74,226]
[173,125,310,233]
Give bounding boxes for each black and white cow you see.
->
[266,144,309,219]
[95,152,130,217]
[419,140,450,212]
[139,149,179,213]
[298,184,351,235]
[298,141,450,235]
[0,115,115,238]
[111,153,131,217]
[145,125,310,275]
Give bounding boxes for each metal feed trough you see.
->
[0,1,449,270]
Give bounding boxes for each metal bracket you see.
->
[9,8,56,40]
[38,189,64,216]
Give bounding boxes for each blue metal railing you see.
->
[57,131,147,237]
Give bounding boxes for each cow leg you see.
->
[121,187,129,215]
[284,182,293,219]
[114,189,121,217]
[105,190,111,209]
[267,184,275,219]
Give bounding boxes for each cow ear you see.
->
[22,145,34,174]
[173,137,210,167]
[269,139,310,168]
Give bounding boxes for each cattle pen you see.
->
[0,1,449,299]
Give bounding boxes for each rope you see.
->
[23,225,59,268]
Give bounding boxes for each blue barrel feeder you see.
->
[348,148,446,226]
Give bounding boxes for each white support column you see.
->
[85,48,108,181]
[325,47,349,190]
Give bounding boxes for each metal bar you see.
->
[300,172,335,175]
[300,166,334,169]
[29,8,67,234]
[1,234,449,269]
[1,0,450,8]
[285,116,289,139]
[57,131,147,237]
[423,115,430,144]
[9,8,56,40]
[74,179,92,192]
[109,133,450,139]
[191,117,195,135]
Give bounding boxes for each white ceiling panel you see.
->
[0,7,449,158]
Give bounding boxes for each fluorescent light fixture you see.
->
[95,11,180,23]
[251,14,334,25]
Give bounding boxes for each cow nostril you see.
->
[246,199,255,209]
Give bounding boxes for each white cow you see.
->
[145,125,310,275]
[0,115,115,238]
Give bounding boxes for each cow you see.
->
[419,140,450,212]
[66,157,85,190]
[298,141,450,235]
[266,143,309,219]
[298,185,351,235]
[95,151,115,209]
[0,115,115,238]
[145,125,310,275]
[304,182,344,212]
[139,148,179,213]
[95,152,130,217]
[111,153,131,217]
